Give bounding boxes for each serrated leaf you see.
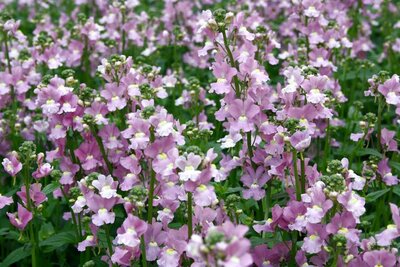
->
[366,188,390,202]
[42,182,60,195]
[0,245,31,267]
[39,230,76,252]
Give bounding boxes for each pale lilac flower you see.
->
[92,174,118,199]
[301,224,327,254]
[375,203,400,246]
[241,166,270,201]
[176,153,202,182]
[228,99,260,132]
[144,222,167,261]
[378,159,398,186]
[86,193,118,226]
[2,153,22,177]
[17,183,47,207]
[362,250,396,267]
[7,203,33,230]
[290,131,312,151]
[210,61,237,94]
[100,83,127,111]
[0,194,13,209]
[115,214,147,248]
[337,191,366,222]
[302,186,333,224]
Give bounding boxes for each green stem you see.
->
[292,150,301,201]
[264,181,272,220]
[60,186,81,240]
[323,119,331,171]
[104,224,115,266]
[377,96,383,152]
[147,167,156,224]
[2,31,12,73]
[221,29,240,97]
[147,127,156,224]
[121,11,126,53]
[289,231,298,266]
[23,159,38,267]
[246,132,257,169]
[299,152,306,194]
[140,235,148,267]
[90,125,113,175]
[187,192,193,239]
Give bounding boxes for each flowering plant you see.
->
[0,0,400,266]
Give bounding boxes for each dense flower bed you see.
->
[0,0,400,266]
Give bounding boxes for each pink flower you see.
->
[228,99,260,132]
[337,191,366,222]
[75,140,103,171]
[7,203,33,230]
[363,250,396,267]
[376,203,400,246]
[86,193,118,226]
[241,166,270,201]
[98,124,123,150]
[380,128,398,152]
[378,74,400,105]
[302,0,322,17]
[0,194,13,209]
[302,186,333,224]
[2,153,22,177]
[378,159,398,186]
[176,153,202,182]
[17,184,47,207]
[210,61,237,94]
[100,83,127,111]
[326,212,360,245]
[92,174,118,199]
[32,163,53,180]
[144,222,167,261]
[290,131,312,151]
[115,214,147,248]
[301,224,328,254]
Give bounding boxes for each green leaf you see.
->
[393,186,400,197]
[0,228,9,236]
[42,182,60,195]
[249,236,266,246]
[39,223,55,241]
[225,187,242,194]
[0,245,31,267]
[39,230,76,252]
[390,161,400,173]
[366,188,390,202]
[356,148,383,158]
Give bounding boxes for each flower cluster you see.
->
[0,0,400,267]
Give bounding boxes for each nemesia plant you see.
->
[0,0,400,266]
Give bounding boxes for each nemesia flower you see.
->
[7,203,33,230]
[115,214,147,248]
[241,166,270,200]
[0,1,400,266]
[0,194,13,209]
[2,152,22,177]
[85,193,119,226]
[176,153,202,182]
